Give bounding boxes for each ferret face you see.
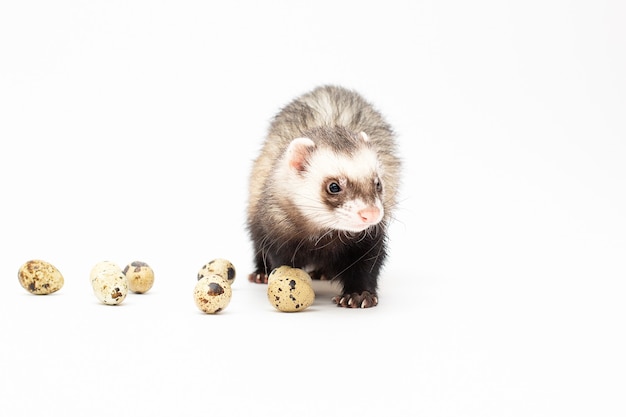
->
[281,137,385,233]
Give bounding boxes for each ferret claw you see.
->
[332,291,378,308]
[248,273,268,284]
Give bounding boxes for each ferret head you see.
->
[277,128,385,233]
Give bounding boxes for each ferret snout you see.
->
[358,206,383,225]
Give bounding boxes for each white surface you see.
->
[1,1,625,416]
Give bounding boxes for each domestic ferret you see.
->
[246,85,401,308]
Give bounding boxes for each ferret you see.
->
[246,85,401,308]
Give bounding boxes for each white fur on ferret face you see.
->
[281,140,385,233]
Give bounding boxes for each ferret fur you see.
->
[246,85,401,308]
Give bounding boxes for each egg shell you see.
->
[90,261,122,281]
[17,260,64,295]
[197,258,236,285]
[269,265,313,284]
[123,261,155,293]
[193,274,232,314]
[91,263,128,305]
[267,266,315,312]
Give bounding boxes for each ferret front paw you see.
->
[332,291,378,308]
[248,273,269,284]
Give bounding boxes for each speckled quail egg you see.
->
[193,273,232,314]
[123,261,155,294]
[197,258,236,285]
[90,261,128,305]
[267,266,315,312]
[17,259,64,295]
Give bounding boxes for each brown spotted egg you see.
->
[197,258,236,285]
[90,261,128,305]
[193,273,232,314]
[123,261,155,294]
[17,259,64,295]
[267,266,315,312]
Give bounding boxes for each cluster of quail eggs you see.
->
[192,260,316,314]
[193,258,236,314]
[18,258,316,313]
[90,260,155,305]
[17,258,155,306]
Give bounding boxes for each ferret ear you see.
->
[359,131,370,142]
[286,137,316,172]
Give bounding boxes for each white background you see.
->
[1,1,625,416]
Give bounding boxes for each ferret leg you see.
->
[330,268,380,307]
[330,242,385,308]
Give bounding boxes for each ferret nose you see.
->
[358,207,381,224]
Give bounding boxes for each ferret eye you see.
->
[375,179,383,192]
[327,182,342,194]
